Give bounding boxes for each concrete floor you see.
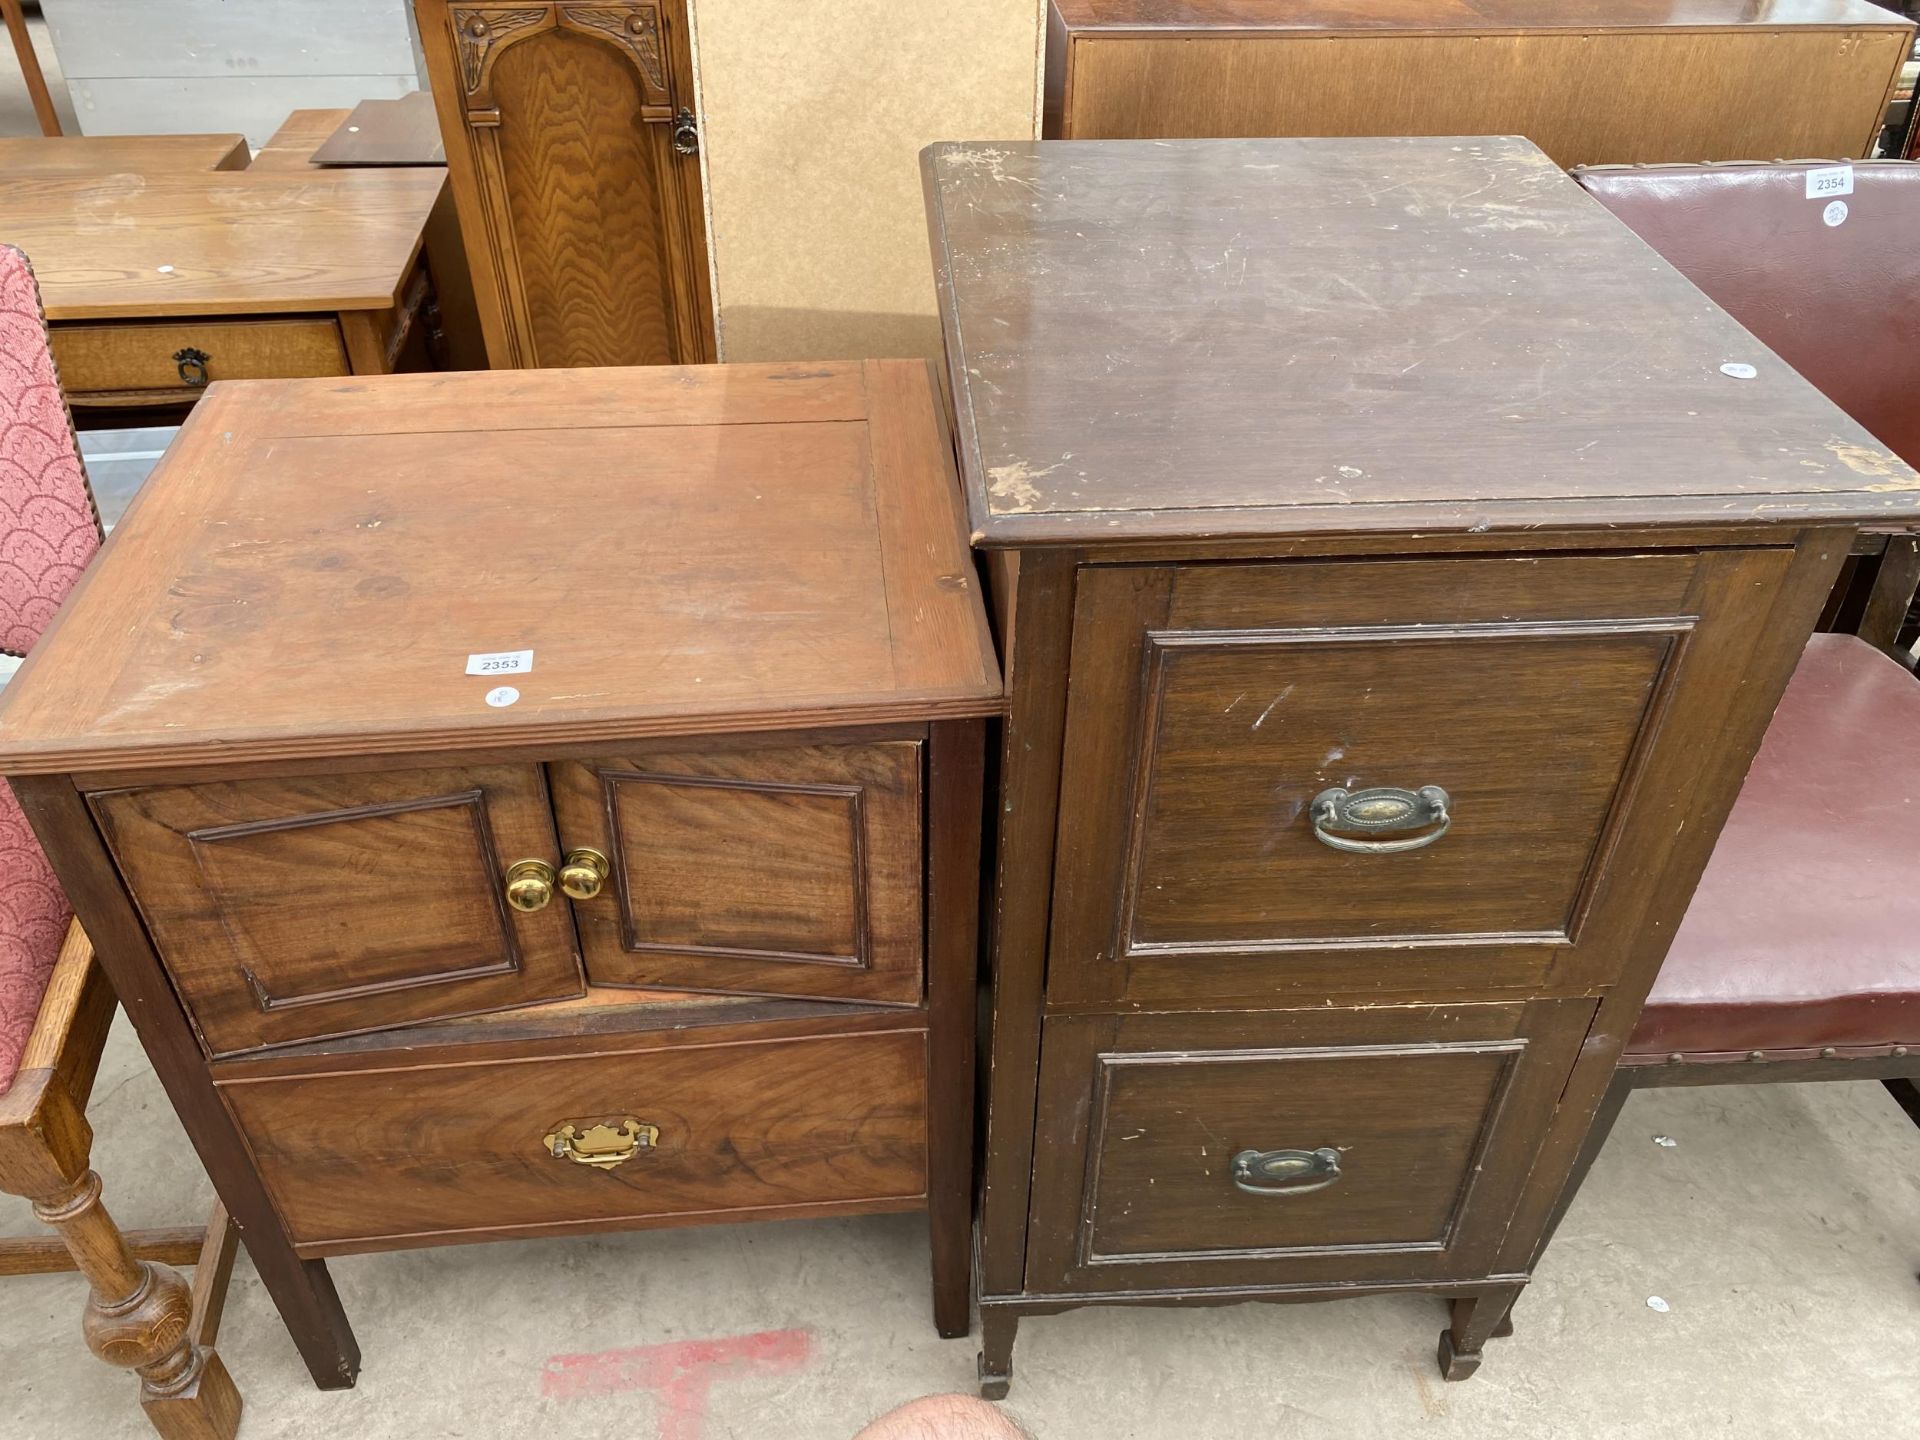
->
[3,1016,1918,1439]
[6,15,1920,1440]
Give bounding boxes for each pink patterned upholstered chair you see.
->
[0,245,242,1440]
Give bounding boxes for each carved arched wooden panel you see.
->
[418,0,713,369]
[491,28,677,366]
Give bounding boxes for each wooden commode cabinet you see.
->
[923,136,1920,1392]
[0,361,1000,1388]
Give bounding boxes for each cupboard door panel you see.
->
[550,738,923,1003]
[91,765,583,1056]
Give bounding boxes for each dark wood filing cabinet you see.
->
[921,136,1920,1393]
[0,361,1001,1387]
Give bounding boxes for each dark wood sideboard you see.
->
[1043,0,1915,163]
[922,134,1920,1394]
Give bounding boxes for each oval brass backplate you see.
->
[543,1117,659,1170]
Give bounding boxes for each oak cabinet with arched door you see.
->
[416,0,714,368]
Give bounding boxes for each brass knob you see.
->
[558,847,609,901]
[503,858,556,912]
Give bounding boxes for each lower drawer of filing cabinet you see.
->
[1021,999,1592,1295]
[50,316,349,401]
[218,1022,929,1253]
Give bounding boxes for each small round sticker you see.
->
[485,685,520,708]
[1823,199,1848,227]
[1719,362,1758,380]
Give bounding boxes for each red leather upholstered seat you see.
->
[1573,160,1920,469]
[1628,634,1920,1057]
[0,244,100,1095]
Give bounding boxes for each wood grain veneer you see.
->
[0,361,999,776]
[0,170,445,320]
[414,0,714,367]
[0,133,249,174]
[1044,0,1913,164]
[218,1024,929,1253]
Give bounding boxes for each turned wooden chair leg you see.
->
[3,1079,241,1440]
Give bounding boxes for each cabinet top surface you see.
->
[1050,0,1908,33]
[0,362,1001,776]
[924,137,1920,546]
[0,168,444,319]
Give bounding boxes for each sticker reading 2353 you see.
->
[466,649,533,676]
[1805,165,1853,200]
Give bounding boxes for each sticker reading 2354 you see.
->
[1805,165,1853,200]
[466,649,533,676]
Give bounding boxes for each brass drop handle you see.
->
[1310,785,1450,854]
[1231,1146,1342,1197]
[503,858,556,912]
[173,347,211,387]
[557,846,609,901]
[544,1118,659,1170]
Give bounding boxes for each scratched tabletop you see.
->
[922,136,1920,545]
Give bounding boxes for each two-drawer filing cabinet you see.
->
[922,135,1920,1393]
[0,360,1002,1387]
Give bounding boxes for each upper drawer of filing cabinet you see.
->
[548,737,923,1004]
[1022,999,1591,1295]
[90,766,584,1057]
[1047,549,1792,1008]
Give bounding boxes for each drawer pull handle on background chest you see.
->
[1310,785,1451,855]
[543,1118,660,1170]
[1230,1146,1343,1196]
[172,346,211,387]
[503,857,557,912]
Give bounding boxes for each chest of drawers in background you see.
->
[0,360,1001,1386]
[1043,0,1915,163]
[922,134,1920,1394]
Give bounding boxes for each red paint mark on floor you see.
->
[542,1328,811,1440]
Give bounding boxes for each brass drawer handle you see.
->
[1231,1146,1342,1196]
[544,1118,659,1170]
[503,857,556,912]
[557,846,609,901]
[173,346,211,387]
[1310,785,1450,854]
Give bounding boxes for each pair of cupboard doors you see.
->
[416,0,714,368]
[91,732,923,1057]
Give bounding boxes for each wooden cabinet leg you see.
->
[927,719,985,1341]
[11,775,361,1393]
[1438,1284,1525,1381]
[978,1308,1017,1400]
[32,1167,241,1440]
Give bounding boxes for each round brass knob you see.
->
[503,858,556,913]
[558,847,610,901]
